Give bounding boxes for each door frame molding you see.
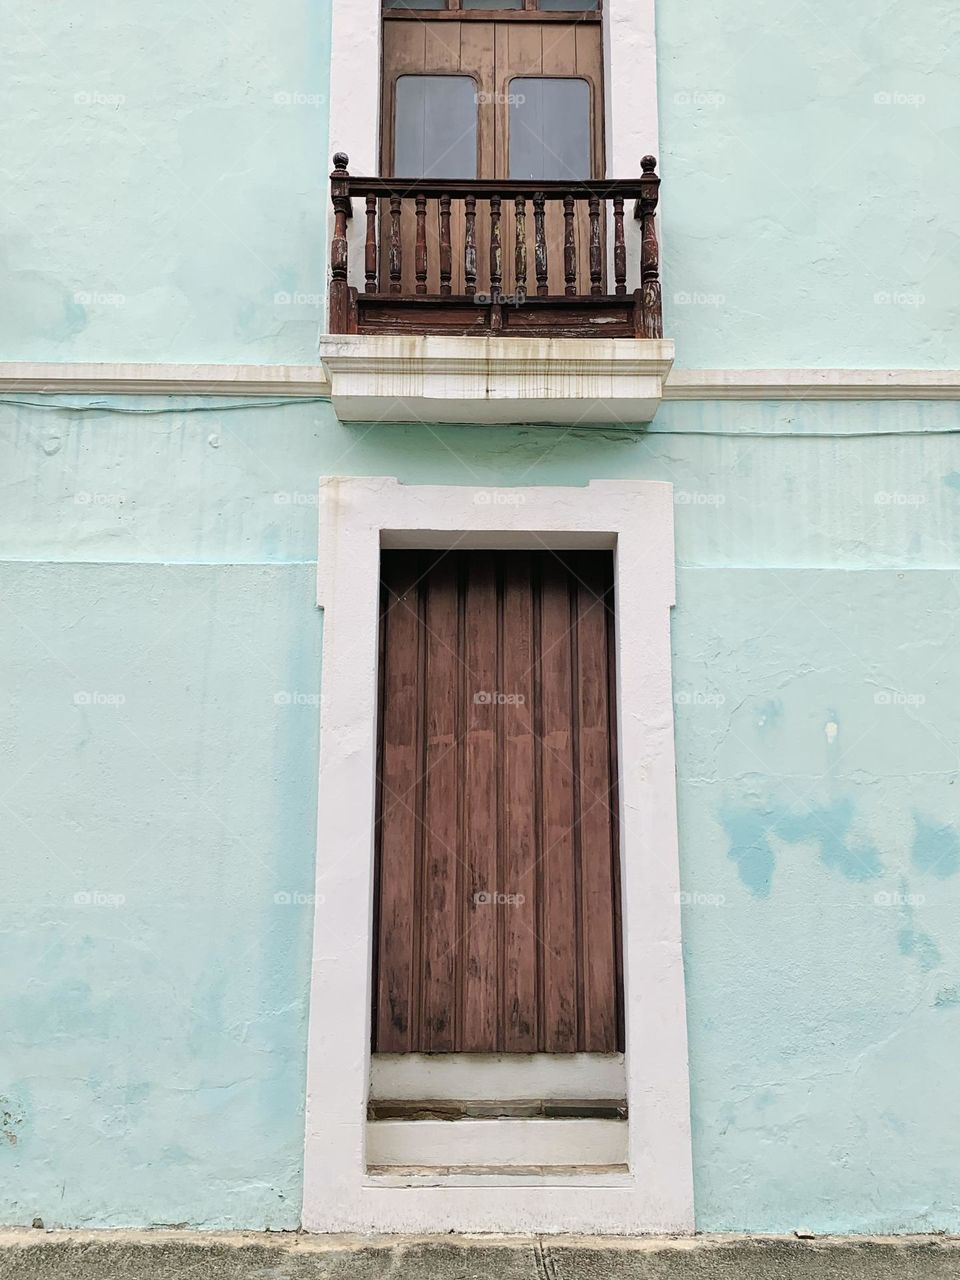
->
[302,477,693,1234]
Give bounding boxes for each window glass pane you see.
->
[509,78,590,181]
[538,0,598,9]
[462,0,522,8]
[384,0,448,9]
[394,76,478,179]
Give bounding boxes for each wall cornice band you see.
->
[3,363,960,402]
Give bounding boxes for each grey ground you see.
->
[2,1233,960,1280]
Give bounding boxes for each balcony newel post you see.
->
[638,155,663,338]
[329,152,354,333]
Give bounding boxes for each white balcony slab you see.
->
[317,335,675,426]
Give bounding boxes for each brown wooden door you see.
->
[381,16,604,295]
[373,549,623,1055]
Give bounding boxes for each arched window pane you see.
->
[394,76,478,179]
[509,78,590,181]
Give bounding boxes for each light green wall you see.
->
[1,1,330,364]
[656,0,960,367]
[2,397,959,1230]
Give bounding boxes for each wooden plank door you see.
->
[373,549,623,1055]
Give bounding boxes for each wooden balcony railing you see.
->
[328,153,663,340]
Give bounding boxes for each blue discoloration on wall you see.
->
[913,815,960,878]
[721,797,882,895]
[934,984,960,1008]
[944,471,960,494]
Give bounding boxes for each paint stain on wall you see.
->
[721,796,883,896]
[898,892,942,973]
[720,804,776,898]
[912,815,960,878]
[943,470,960,494]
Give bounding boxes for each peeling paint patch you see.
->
[912,814,960,878]
[0,1097,26,1149]
[934,984,960,1008]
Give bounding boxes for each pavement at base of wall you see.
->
[1,1232,960,1280]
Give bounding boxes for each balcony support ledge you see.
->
[317,335,674,426]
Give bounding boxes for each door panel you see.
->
[373,550,623,1056]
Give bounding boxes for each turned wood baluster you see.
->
[388,194,402,294]
[489,195,503,299]
[514,195,527,298]
[415,194,428,294]
[613,195,627,296]
[533,193,548,296]
[364,194,378,294]
[563,193,577,296]
[464,194,478,296]
[588,194,602,296]
[638,155,663,338]
[329,153,353,332]
[439,195,452,296]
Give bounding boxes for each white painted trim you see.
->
[366,1118,627,1169]
[303,477,692,1235]
[371,1053,624,1102]
[4,362,960,401]
[661,368,960,400]
[318,335,674,424]
[0,362,330,398]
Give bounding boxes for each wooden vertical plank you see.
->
[573,553,619,1052]
[537,555,579,1053]
[374,552,424,1052]
[461,554,500,1051]
[419,554,462,1051]
[500,553,538,1052]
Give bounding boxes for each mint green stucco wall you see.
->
[1,1,330,364]
[3,0,960,1240]
[4,0,958,366]
[2,397,959,1231]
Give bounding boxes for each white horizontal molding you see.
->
[4,362,959,405]
[663,368,960,400]
[366,1118,628,1171]
[0,362,330,397]
[318,335,675,425]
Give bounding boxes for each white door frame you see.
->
[302,477,693,1234]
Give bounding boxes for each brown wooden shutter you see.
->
[373,549,623,1054]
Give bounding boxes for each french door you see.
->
[380,13,605,295]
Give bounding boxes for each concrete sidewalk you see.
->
[1,1232,959,1279]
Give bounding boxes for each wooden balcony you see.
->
[328,154,663,341]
